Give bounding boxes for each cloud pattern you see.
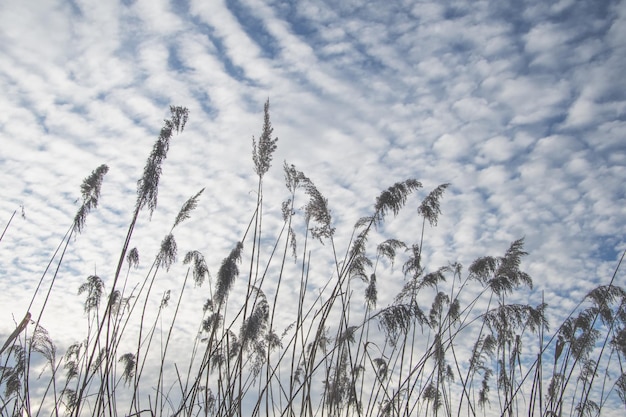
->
[0,0,625,413]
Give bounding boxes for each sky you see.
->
[0,0,625,415]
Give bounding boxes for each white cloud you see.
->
[478,135,518,163]
[1,1,624,415]
[498,76,571,125]
[433,133,471,160]
[565,95,597,127]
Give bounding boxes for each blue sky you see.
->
[1,0,625,415]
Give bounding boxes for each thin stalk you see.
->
[73,205,141,417]
[153,270,189,416]
[25,226,75,417]
[265,192,296,417]
[0,209,17,244]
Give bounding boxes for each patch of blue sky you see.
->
[442,5,469,21]
[504,127,558,152]
[0,72,48,135]
[142,96,173,122]
[486,1,534,35]
[239,91,265,114]
[169,0,190,16]
[188,17,256,85]
[65,0,83,17]
[595,238,623,263]
[448,37,476,55]
[167,44,192,73]
[99,204,128,223]
[269,3,391,79]
[53,98,92,124]
[225,0,281,59]
[117,19,145,61]
[552,0,614,23]
[33,112,49,135]
[542,113,570,136]
[320,0,400,25]
[314,41,387,87]
[268,0,318,37]
[595,84,626,105]
[191,88,217,119]
[352,51,386,74]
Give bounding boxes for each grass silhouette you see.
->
[1,103,625,417]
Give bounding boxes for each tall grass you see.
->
[1,102,625,417]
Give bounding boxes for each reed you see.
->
[1,103,624,417]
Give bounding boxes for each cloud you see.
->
[0,0,625,415]
[433,133,471,160]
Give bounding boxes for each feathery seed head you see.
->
[73,164,109,234]
[126,247,139,269]
[252,99,278,178]
[184,250,210,286]
[78,275,104,313]
[418,183,450,226]
[215,242,244,306]
[157,233,177,271]
[137,106,189,216]
[173,188,204,229]
[374,179,422,227]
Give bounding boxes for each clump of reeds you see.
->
[1,102,625,417]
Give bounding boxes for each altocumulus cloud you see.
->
[0,0,625,415]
